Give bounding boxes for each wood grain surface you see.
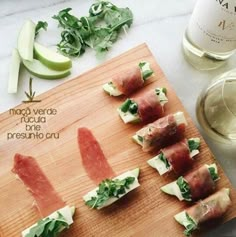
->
[0,43,235,237]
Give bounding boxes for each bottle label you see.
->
[188,0,236,53]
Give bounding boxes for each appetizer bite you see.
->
[22,206,75,237]
[12,154,75,236]
[174,188,231,236]
[118,87,168,124]
[133,112,187,152]
[103,61,153,96]
[161,164,219,201]
[83,168,140,209]
[147,138,200,175]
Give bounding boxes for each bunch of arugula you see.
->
[177,176,192,201]
[188,139,200,152]
[183,213,198,237]
[52,1,133,57]
[85,177,135,209]
[208,166,219,181]
[25,212,69,237]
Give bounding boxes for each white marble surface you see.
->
[1,0,236,236]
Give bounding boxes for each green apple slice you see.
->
[17,20,36,61]
[23,59,70,80]
[8,48,21,93]
[34,42,72,71]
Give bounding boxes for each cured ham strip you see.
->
[187,188,231,224]
[12,153,65,217]
[136,113,186,152]
[162,139,193,175]
[185,165,216,200]
[78,127,115,185]
[112,67,143,95]
[136,89,164,124]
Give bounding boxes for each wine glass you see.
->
[196,69,236,143]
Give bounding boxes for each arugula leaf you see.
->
[183,213,198,237]
[177,176,192,201]
[57,29,85,57]
[120,99,138,114]
[85,177,135,209]
[188,139,200,152]
[139,62,153,80]
[137,135,143,143]
[25,212,69,237]
[120,99,132,112]
[208,167,219,181]
[53,1,133,58]
[35,21,48,38]
[158,152,170,169]
[52,8,81,29]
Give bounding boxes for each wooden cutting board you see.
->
[0,43,235,237]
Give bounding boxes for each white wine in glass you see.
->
[196,70,236,143]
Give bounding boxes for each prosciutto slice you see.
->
[78,127,115,185]
[136,89,164,124]
[162,139,193,175]
[112,67,143,95]
[185,165,216,200]
[187,188,231,224]
[12,153,65,217]
[137,114,186,152]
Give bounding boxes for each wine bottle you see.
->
[183,0,236,70]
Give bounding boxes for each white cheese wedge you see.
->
[173,111,187,126]
[83,168,140,209]
[132,135,142,146]
[21,205,75,237]
[117,108,140,124]
[161,181,184,201]
[158,89,168,106]
[103,82,122,96]
[147,156,171,175]
[174,211,194,227]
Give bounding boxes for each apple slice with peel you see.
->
[34,42,72,71]
[18,20,35,61]
[23,59,70,80]
[8,48,21,93]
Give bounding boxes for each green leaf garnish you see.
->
[120,99,132,112]
[137,135,143,143]
[188,139,200,152]
[158,152,170,169]
[25,212,69,237]
[120,99,138,114]
[208,167,219,181]
[85,177,135,209]
[35,21,48,38]
[52,2,133,58]
[177,176,192,201]
[138,62,153,80]
[183,213,198,237]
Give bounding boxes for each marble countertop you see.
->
[1,0,236,236]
